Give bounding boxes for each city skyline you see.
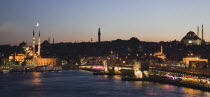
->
[0,0,210,45]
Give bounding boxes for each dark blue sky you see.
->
[0,0,210,45]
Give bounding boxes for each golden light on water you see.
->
[32,72,42,86]
[113,75,121,80]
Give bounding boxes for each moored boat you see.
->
[35,65,62,72]
[0,70,10,74]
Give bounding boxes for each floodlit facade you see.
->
[183,57,208,68]
[154,45,166,60]
[4,30,60,66]
[9,54,25,62]
[35,58,60,66]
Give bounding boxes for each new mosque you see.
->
[6,30,60,66]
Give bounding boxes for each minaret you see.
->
[98,28,101,42]
[53,38,55,44]
[197,26,199,37]
[48,37,50,43]
[161,44,163,54]
[38,31,41,57]
[202,24,204,40]
[32,30,35,59]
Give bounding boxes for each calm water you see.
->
[0,70,210,97]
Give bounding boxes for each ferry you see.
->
[35,65,62,72]
[0,70,10,74]
[0,66,11,74]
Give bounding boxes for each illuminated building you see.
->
[181,31,203,45]
[5,30,60,66]
[30,30,60,66]
[181,25,205,45]
[35,58,60,66]
[9,54,25,62]
[154,44,166,60]
[32,30,36,59]
[37,31,41,57]
[120,60,149,79]
[183,57,208,68]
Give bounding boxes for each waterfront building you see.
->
[35,58,60,66]
[9,53,25,62]
[120,60,149,78]
[29,30,60,66]
[3,30,60,66]
[183,56,208,68]
[154,44,166,60]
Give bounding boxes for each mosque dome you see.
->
[19,41,27,47]
[181,31,201,41]
[42,40,50,46]
[181,31,202,45]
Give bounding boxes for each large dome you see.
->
[186,31,196,36]
[181,31,201,41]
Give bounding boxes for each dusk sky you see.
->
[0,0,210,45]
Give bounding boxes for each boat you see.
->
[35,65,62,72]
[0,70,10,74]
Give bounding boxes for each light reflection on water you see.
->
[32,72,42,86]
[0,70,210,97]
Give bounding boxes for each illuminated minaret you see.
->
[32,30,35,59]
[202,24,204,40]
[161,44,163,54]
[98,28,101,42]
[38,31,41,57]
[197,26,199,37]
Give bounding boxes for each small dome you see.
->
[19,41,27,47]
[42,40,50,46]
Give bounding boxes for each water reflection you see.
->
[103,75,109,79]
[102,75,121,80]
[1,70,210,97]
[152,82,210,97]
[31,72,42,86]
[102,75,122,84]
[133,81,143,87]
[112,75,121,80]
[180,87,209,97]
[160,84,176,91]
